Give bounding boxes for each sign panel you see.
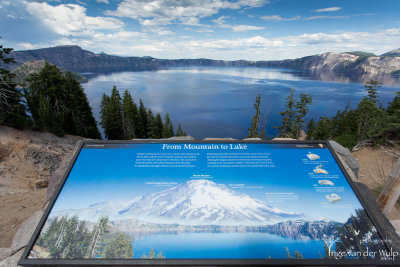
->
[20,141,399,265]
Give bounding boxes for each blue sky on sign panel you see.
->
[51,144,363,223]
[0,0,399,60]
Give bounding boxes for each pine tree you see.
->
[136,99,148,138]
[277,89,295,137]
[25,62,100,138]
[156,251,165,259]
[364,80,381,104]
[146,108,155,138]
[380,91,400,139]
[292,93,312,138]
[25,62,68,136]
[64,72,100,139]
[162,112,174,138]
[122,90,137,139]
[176,124,184,136]
[100,93,111,138]
[312,117,332,140]
[247,93,261,138]
[0,43,27,129]
[153,113,164,139]
[100,86,124,140]
[101,233,133,259]
[305,118,315,140]
[87,216,110,259]
[148,248,155,259]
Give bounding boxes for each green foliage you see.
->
[36,215,136,259]
[101,233,133,259]
[275,89,312,139]
[25,62,100,138]
[136,99,147,138]
[162,112,174,138]
[122,90,138,139]
[309,80,399,148]
[100,87,182,140]
[305,118,315,140]
[247,93,261,138]
[0,43,28,129]
[333,134,358,149]
[146,108,155,138]
[176,124,184,136]
[140,248,165,259]
[276,89,295,137]
[312,117,333,140]
[292,93,312,138]
[153,113,164,139]
[247,94,270,139]
[364,79,381,104]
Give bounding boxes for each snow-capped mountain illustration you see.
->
[52,179,303,226]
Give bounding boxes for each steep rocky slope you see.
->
[11,60,88,84]
[0,126,82,247]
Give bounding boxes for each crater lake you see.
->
[82,66,400,139]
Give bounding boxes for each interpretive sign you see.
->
[20,141,400,266]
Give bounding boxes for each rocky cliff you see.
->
[11,60,88,84]
[257,51,400,77]
[6,46,400,79]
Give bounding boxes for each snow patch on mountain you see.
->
[52,179,303,226]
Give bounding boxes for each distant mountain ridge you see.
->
[6,45,400,78]
[53,179,303,226]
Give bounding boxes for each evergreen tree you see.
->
[305,118,315,140]
[153,113,164,139]
[176,124,184,136]
[0,43,27,128]
[364,80,381,104]
[25,62,99,138]
[146,108,155,138]
[356,97,386,142]
[292,93,312,138]
[156,251,164,259]
[380,91,400,139]
[101,233,133,259]
[100,93,112,138]
[63,72,100,139]
[122,90,137,139]
[99,86,124,140]
[87,216,110,259]
[136,99,147,138]
[277,89,295,137]
[148,248,155,259]
[162,112,174,138]
[247,93,261,138]
[25,62,67,135]
[312,117,333,140]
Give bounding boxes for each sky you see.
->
[0,0,399,60]
[51,143,363,223]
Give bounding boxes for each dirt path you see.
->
[0,126,80,247]
[352,146,400,220]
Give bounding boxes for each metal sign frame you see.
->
[19,140,400,266]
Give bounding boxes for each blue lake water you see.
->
[132,232,325,259]
[82,67,400,139]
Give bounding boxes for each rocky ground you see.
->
[0,125,82,248]
[0,125,399,265]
